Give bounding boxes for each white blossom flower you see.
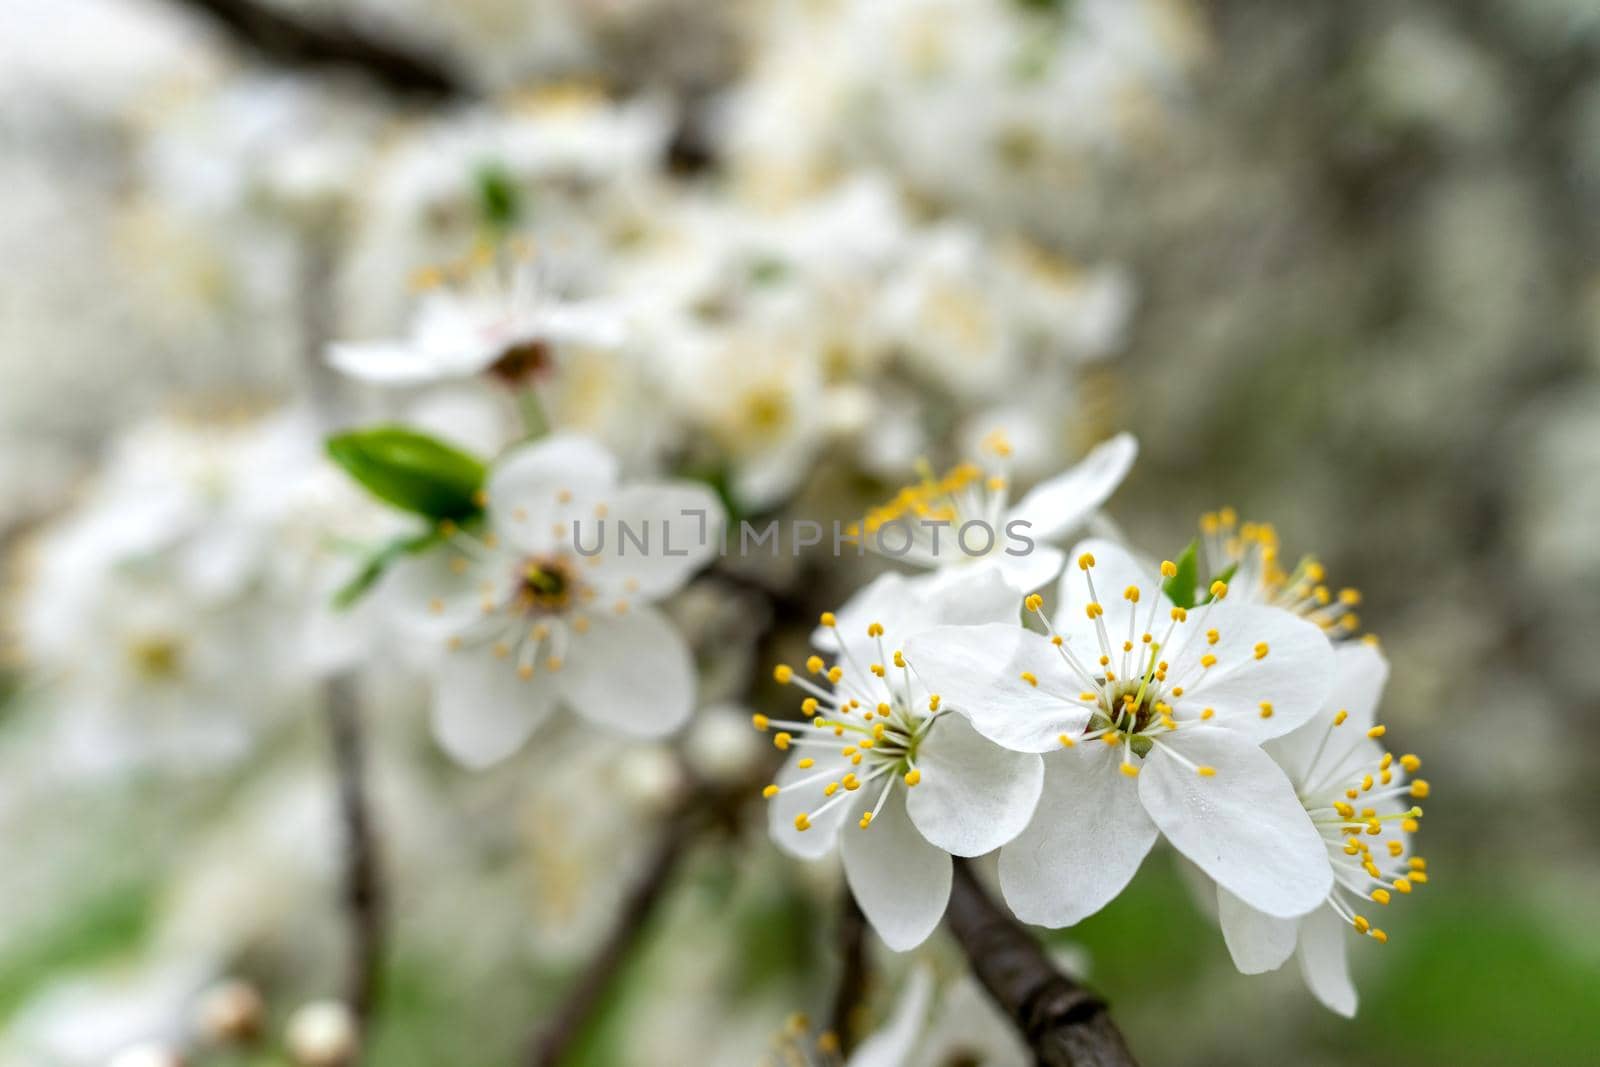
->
[393,433,722,767]
[1197,508,1367,640]
[758,567,1044,951]
[905,537,1337,926]
[847,433,1137,593]
[328,254,625,388]
[1212,641,1429,1016]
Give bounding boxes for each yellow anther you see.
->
[773,732,792,750]
[762,785,780,798]
[928,694,941,711]
[1371,928,1389,944]
[1253,642,1269,660]
[903,769,922,787]
[1052,635,1064,646]
[1170,607,1188,622]
[858,813,873,829]
[1119,762,1140,778]
[828,666,843,683]
[1352,915,1370,933]
[1334,802,1354,818]
[1024,594,1044,613]
[1078,553,1096,570]
[1410,780,1430,799]
[1259,702,1274,719]
[1393,877,1413,894]
[1058,734,1076,748]
[871,664,886,677]
[819,612,837,627]
[1161,560,1178,578]
[1340,588,1362,605]
[893,651,906,669]
[773,665,794,684]
[1409,857,1427,870]
[1372,889,1391,905]
[545,656,564,672]
[824,782,839,797]
[1196,766,1216,778]
[794,813,812,832]
[1333,710,1349,726]
[1210,580,1229,599]
[858,739,875,750]
[867,622,885,637]
[1124,585,1141,603]
[1361,774,1374,791]
[1387,840,1403,857]
[806,656,824,674]
[1400,754,1421,772]
[798,758,815,769]
[1086,602,1104,620]
[1200,654,1217,668]
[802,697,820,714]
[1200,707,1215,720]
[1020,671,1039,687]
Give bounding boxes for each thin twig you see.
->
[826,889,869,1055]
[523,789,709,1067]
[323,674,387,1028]
[162,0,471,100]
[944,862,1139,1067]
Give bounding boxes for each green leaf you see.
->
[332,529,444,610]
[326,427,487,521]
[1162,539,1200,610]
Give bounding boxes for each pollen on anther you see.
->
[903,769,922,786]
[1020,671,1038,687]
[1119,762,1140,777]
[1253,642,1269,660]
[1196,765,1216,777]
[1024,594,1044,613]
[773,664,794,684]
[762,784,780,798]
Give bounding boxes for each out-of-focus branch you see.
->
[323,674,387,1029]
[163,0,471,101]
[826,890,868,1055]
[945,862,1138,1067]
[524,773,759,1067]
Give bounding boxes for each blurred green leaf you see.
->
[0,880,155,1022]
[332,529,444,610]
[327,427,487,521]
[1162,539,1200,610]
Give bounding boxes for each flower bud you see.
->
[285,1000,359,1067]
[196,979,266,1044]
[107,1045,184,1067]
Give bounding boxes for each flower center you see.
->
[516,556,576,613]
[128,634,185,681]
[488,339,553,385]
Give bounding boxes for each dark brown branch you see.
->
[826,890,868,1055]
[323,675,387,1029]
[164,0,471,100]
[945,862,1138,1067]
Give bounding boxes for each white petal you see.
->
[819,563,1020,649]
[386,546,503,638]
[542,302,629,349]
[1296,903,1358,1017]
[905,624,1094,754]
[327,341,450,385]
[840,785,952,951]
[1171,604,1336,742]
[433,641,556,768]
[557,606,693,738]
[906,714,1044,856]
[986,544,1067,594]
[488,434,618,552]
[847,967,934,1067]
[1266,642,1390,787]
[768,747,854,860]
[1009,434,1138,543]
[997,747,1158,927]
[584,482,725,600]
[1218,886,1299,974]
[1140,728,1332,918]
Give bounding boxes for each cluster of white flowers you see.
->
[760,495,1428,1016]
